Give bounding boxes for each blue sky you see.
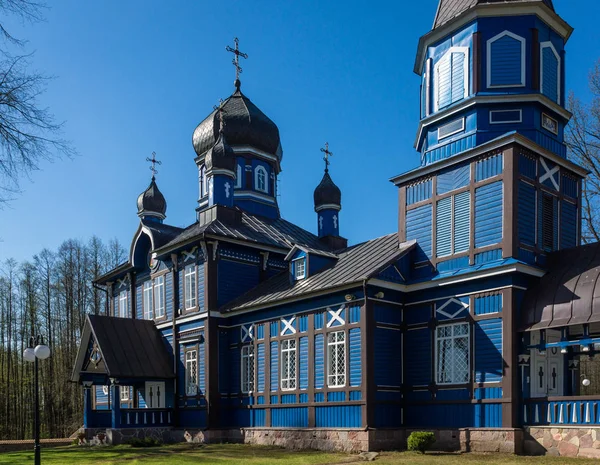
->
[1,0,598,263]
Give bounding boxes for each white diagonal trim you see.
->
[326,307,345,328]
[539,157,560,190]
[241,324,254,342]
[183,247,197,262]
[436,298,469,319]
[280,317,296,336]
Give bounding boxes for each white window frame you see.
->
[154,275,165,318]
[486,30,526,89]
[118,290,128,318]
[489,109,523,125]
[327,330,346,388]
[433,46,469,112]
[255,166,268,194]
[199,165,207,199]
[280,339,297,391]
[235,164,242,188]
[241,345,255,394]
[438,117,465,140]
[120,386,129,401]
[540,41,561,104]
[143,281,153,320]
[185,348,198,396]
[541,113,559,135]
[184,264,197,310]
[436,192,471,258]
[435,322,470,385]
[294,258,306,280]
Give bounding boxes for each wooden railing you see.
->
[524,397,600,426]
[119,408,173,428]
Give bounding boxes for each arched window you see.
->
[434,47,469,112]
[541,41,561,104]
[235,164,242,188]
[487,31,526,88]
[255,166,268,194]
[199,165,206,198]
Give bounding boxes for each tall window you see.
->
[154,275,165,318]
[255,166,268,193]
[487,31,526,88]
[241,345,255,393]
[199,165,207,198]
[143,281,153,320]
[436,191,471,257]
[280,339,297,390]
[235,164,242,188]
[120,386,130,401]
[184,264,197,310]
[434,47,469,111]
[118,290,128,318]
[541,42,560,104]
[185,349,198,396]
[436,323,470,385]
[327,331,346,387]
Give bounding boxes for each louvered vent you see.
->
[542,194,554,251]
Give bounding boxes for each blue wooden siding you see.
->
[437,50,466,110]
[562,175,578,199]
[407,204,433,262]
[270,321,278,337]
[475,318,503,383]
[314,312,324,330]
[437,165,470,195]
[299,337,308,390]
[298,315,308,333]
[474,403,503,427]
[257,343,265,392]
[229,346,241,394]
[327,391,346,402]
[374,305,401,325]
[136,283,143,319]
[314,333,324,389]
[349,328,362,387]
[166,271,175,318]
[437,256,469,272]
[271,408,308,427]
[519,153,537,179]
[454,191,471,253]
[560,201,577,249]
[270,341,278,391]
[475,153,503,181]
[315,406,361,428]
[195,264,204,312]
[474,248,502,264]
[405,404,472,428]
[349,305,360,324]
[406,179,432,205]
[281,394,296,404]
[199,339,206,393]
[542,46,559,103]
[489,34,522,87]
[374,327,402,387]
[518,181,536,245]
[217,259,259,307]
[436,197,452,257]
[475,387,503,400]
[404,328,431,386]
[423,133,476,165]
[475,181,503,248]
[474,293,502,315]
[404,304,431,326]
[537,193,559,251]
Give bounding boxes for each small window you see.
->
[434,47,469,111]
[241,345,255,393]
[490,109,522,124]
[118,291,128,318]
[327,331,346,387]
[255,166,268,193]
[184,265,197,310]
[120,386,130,402]
[235,164,243,188]
[541,113,558,135]
[185,349,198,396]
[280,339,297,390]
[542,194,555,252]
[143,281,153,320]
[438,118,465,140]
[294,258,306,280]
[436,323,470,385]
[154,275,165,318]
[199,165,207,198]
[541,42,561,104]
[487,31,526,88]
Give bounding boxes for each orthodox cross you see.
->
[146,152,161,180]
[226,37,248,88]
[320,142,333,172]
[214,98,227,132]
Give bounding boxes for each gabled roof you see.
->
[220,235,415,313]
[71,314,174,382]
[284,244,339,261]
[521,242,600,331]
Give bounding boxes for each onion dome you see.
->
[137,177,167,220]
[314,171,342,211]
[205,129,236,173]
[192,88,283,160]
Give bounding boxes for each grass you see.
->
[1,443,599,465]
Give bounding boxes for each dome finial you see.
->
[146,151,162,181]
[320,142,333,173]
[226,37,248,90]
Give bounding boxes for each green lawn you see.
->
[1,443,599,465]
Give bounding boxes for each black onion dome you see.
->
[192,89,283,159]
[314,171,342,210]
[137,178,167,219]
[205,131,236,173]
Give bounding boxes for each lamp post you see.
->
[23,335,51,465]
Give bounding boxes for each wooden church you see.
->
[72,0,600,456]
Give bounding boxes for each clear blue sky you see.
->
[1,0,598,263]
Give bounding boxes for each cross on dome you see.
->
[226,37,248,90]
[146,152,162,180]
[320,142,333,172]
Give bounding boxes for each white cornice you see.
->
[315,203,341,213]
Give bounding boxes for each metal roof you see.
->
[220,234,415,313]
[521,242,600,331]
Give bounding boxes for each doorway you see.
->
[530,330,564,397]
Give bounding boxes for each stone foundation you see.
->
[103,427,175,445]
[525,427,600,458]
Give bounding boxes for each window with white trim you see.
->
[327,330,346,387]
[436,191,471,257]
[487,31,526,88]
[294,258,306,280]
[154,275,165,318]
[235,163,242,188]
[541,41,561,104]
[436,323,470,384]
[120,386,130,401]
[255,166,268,193]
[434,47,469,111]
[280,339,297,390]
[143,281,153,320]
[185,349,198,396]
[184,264,197,310]
[118,290,128,318]
[241,345,255,393]
[199,165,207,199]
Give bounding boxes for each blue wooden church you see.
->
[72,0,600,456]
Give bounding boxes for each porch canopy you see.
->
[521,242,600,332]
[72,314,174,384]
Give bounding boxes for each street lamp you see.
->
[23,335,51,465]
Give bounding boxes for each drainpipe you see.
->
[92,282,109,315]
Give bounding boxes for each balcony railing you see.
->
[119,408,173,428]
[524,397,600,426]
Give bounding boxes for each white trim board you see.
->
[486,30,527,89]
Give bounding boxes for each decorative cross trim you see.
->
[539,157,560,191]
[116,276,129,289]
[183,247,198,263]
[326,307,345,328]
[241,324,254,343]
[280,317,296,336]
[436,298,469,319]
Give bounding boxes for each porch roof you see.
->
[521,242,600,331]
[71,314,174,382]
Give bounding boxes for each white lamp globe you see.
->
[23,347,36,363]
[34,344,51,360]
[583,378,591,387]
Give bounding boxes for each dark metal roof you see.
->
[137,178,167,219]
[314,171,341,209]
[434,0,555,29]
[72,314,174,382]
[192,89,282,159]
[521,242,600,331]
[220,235,415,313]
[205,131,236,173]
[141,219,184,250]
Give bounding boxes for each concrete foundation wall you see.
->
[525,427,600,459]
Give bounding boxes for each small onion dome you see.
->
[314,171,341,211]
[137,177,167,220]
[205,130,236,174]
[192,88,283,160]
